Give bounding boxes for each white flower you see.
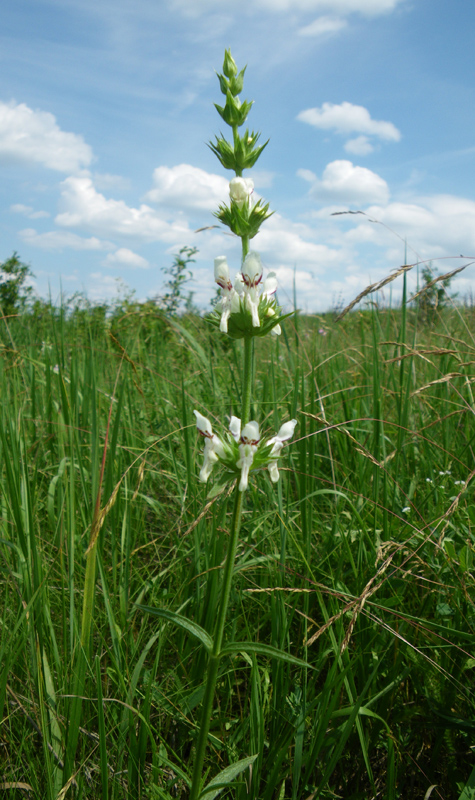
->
[242,251,263,288]
[193,414,297,491]
[262,272,277,297]
[235,251,263,328]
[241,420,260,444]
[237,422,260,492]
[213,250,281,336]
[194,410,225,483]
[264,305,281,336]
[214,256,232,291]
[229,176,254,208]
[229,416,241,442]
[214,256,236,333]
[237,443,255,491]
[265,419,297,482]
[401,506,410,514]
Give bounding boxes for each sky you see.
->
[2,0,475,312]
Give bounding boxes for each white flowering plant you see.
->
[144,50,299,800]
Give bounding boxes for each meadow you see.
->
[1,291,475,800]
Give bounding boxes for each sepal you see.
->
[214,199,273,239]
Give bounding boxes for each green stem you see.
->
[232,125,241,177]
[241,336,253,427]
[189,486,244,800]
[80,540,98,652]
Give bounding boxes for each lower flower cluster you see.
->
[194,411,297,492]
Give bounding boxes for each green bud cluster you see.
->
[214,198,273,240]
[209,49,269,175]
[209,129,268,173]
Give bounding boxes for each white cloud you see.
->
[363,195,475,255]
[299,160,390,204]
[20,228,115,251]
[298,15,347,36]
[255,213,343,274]
[10,203,50,219]
[0,101,92,173]
[144,164,228,211]
[103,248,150,269]
[55,175,192,243]
[344,135,374,155]
[93,173,131,192]
[297,101,400,142]
[171,0,403,16]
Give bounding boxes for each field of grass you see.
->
[1,292,475,800]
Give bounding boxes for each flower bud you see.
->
[223,49,237,79]
[229,177,254,208]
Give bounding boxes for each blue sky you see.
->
[2,0,475,311]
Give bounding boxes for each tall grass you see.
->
[1,298,474,799]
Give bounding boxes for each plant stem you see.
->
[241,336,253,427]
[189,485,244,800]
[80,539,98,651]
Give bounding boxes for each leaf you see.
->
[458,762,475,799]
[220,641,311,668]
[136,606,213,653]
[199,755,258,800]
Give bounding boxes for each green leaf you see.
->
[220,641,310,668]
[207,477,233,499]
[458,762,475,800]
[199,755,258,800]
[136,606,213,653]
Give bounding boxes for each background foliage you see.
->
[1,280,474,799]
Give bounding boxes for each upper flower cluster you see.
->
[194,410,297,492]
[213,251,283,338]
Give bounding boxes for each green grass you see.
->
[1,297,475,800]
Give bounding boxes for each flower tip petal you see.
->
[268,462,280,482]
[241,420,260,443]
[229,416,241,441]
[277,419,297,440]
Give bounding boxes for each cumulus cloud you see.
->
[299,160,390,204]
[298,15,347,36]
[363,195,475,255]
[103,248,150,269]
[55,176,192,243]
[0,100,92,173]
[298,102,400,145]
[254,213,343,275]
[20,228,115,251]
[144,164,228,211]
